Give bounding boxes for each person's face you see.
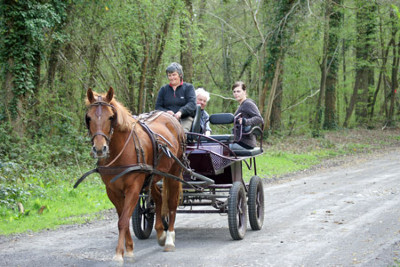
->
[196,95,208,110]
[233,86,246,103]
[168,71,181,87]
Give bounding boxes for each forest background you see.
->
[1,0,400,230]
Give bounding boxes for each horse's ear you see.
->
[106,87,114,103]
[87,88,95,103]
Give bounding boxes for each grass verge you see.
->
[0,167,113,235]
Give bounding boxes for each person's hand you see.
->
[167,110,174,116]
[205,131,211,136]
[174,111,182,120]
[238,118,242,124]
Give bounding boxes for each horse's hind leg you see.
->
[163,164,182,252]
[151,177,167,246]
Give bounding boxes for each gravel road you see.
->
[1,149,399,267]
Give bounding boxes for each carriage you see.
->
[131,105,265,241]
[78,87,265,261]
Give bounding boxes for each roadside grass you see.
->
[0,167,113,235]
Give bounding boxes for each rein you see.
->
[75,111,178,188]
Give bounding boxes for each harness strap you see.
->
[104,121,137,167]
[138,121,158,167]
[73,168,99,188]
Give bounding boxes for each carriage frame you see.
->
[131,106,265,240]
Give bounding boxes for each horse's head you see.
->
[85,87,117,159]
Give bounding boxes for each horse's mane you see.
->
[86,91,135,131]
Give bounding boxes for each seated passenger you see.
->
[155,62,196,132]
[195,88,212,136]
[231,81,263,149]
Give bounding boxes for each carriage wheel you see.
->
[131,196,155,239]
[228,182,247,240]
[248,176,264,230]
[162,216,169,231]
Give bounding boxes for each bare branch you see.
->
[283,89,320,112]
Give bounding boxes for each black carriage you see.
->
[132,106,265,240]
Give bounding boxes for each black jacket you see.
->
[155,82,196,118]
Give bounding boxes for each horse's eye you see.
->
[85,115,91,123]
[109,116,114,121]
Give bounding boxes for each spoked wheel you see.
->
[248,176,264,230]
[228,181,247,240]
[131,196,155,239]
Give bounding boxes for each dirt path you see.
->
[1,148,400,266]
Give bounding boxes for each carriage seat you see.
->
[186,105,202,142]
[230,125,264,156]
[204,113,235,143]
[230,146,263,156]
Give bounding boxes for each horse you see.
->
[84,87,186,262]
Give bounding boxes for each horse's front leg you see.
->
[116,185,141,260]
[105,187,125,262]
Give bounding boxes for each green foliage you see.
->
[0,0,66,117]
[0,136,110,235]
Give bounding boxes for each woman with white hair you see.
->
[195,88,212,136]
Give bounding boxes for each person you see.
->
[231,81,263,149]
[155,62,196,132]
[195,88,212,136]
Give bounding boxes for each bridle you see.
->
[86,96,117,144]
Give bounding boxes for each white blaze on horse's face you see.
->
[86,104,114,159]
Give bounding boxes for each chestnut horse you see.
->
[84,87,185,262]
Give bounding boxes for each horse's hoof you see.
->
[112,254,124,262]
[158,231,167,246]
[163,244,176,252]
[125,251,134,258]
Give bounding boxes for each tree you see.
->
[344,0,377,127]
[0,0,65,136]
[180,0,194,83]
[313,0,342,136]
[261,0,299,132]
[323,0,342,130]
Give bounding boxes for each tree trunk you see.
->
[262,0,297,133]
[387,39,400,126]
[144,5,175,111]
[180,0,194,83]
[323,0,342,130]
[313,1,329,136]
[344,1,376,127]
[221,22,232,91]
[138,39,149,114]
[264,59,281,130]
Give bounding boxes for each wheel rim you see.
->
[140,201,151,230]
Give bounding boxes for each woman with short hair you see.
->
[231,81,263,149]
[155,62,196,132]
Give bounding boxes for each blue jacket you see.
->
[155,82,196,118]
